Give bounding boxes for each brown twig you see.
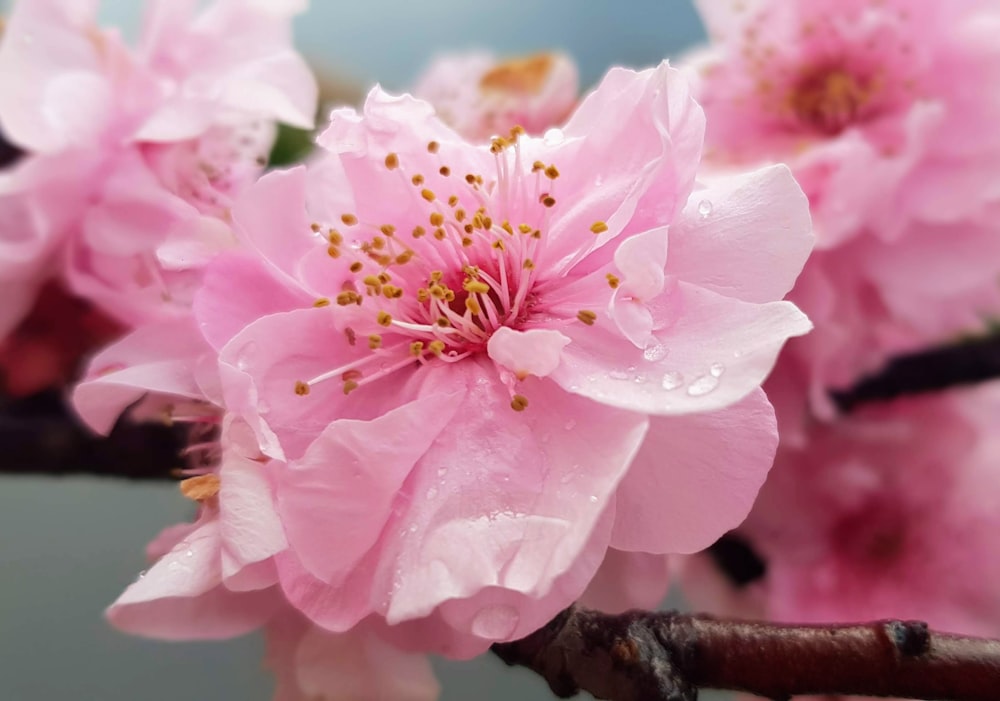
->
[492,605,1000,700]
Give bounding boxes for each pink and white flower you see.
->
[413,51,578,140]
[0,0,317,336]
[76,61,812,658]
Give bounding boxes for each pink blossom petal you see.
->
[107,518,280,640]
[277,388,464,583]
[552,283,811,415]
[486,327,571,379]
[73,316,211,434]
[610,388,778,553]
[219,450,287,585]
[193,251,311,351]
[578,548,674,614]
[668,165,814,303]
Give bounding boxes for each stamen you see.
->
[180,474,221,502]
[342,214,358,226]
[606,273,620,289]
[510,394,529,412]
[294,381,311,396]
[590,221,608,234]
[385,153,399,170]
[577,310,597,326]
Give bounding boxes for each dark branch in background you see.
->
[832,333,1000,411]
[0,390,185,479]
[0,128,23,169]
[493,605,1000,701]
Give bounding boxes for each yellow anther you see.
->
[483,217,493,230]
[427,140,440,153]
[412,174,425,186]
[310,222,322,232]
[430,284,447,299]
[294,381,311,396]
[363,274,382,288]
[439,166,451,177]
[327,245,341,258]
[343,380,359,395]
[429,212,444,227]
[465,280,490,294]
[544,165,560,179]
[434,228,447,240]
[455,209,467,222]
[510,125,526,138]
[518,223,533,234]
[381,285,402,299]
[349,261,364,273]
[492,240,506,251]
[371,236,386,250]
[542,196,556,208]
[328,229,343,244]
[345,328,357,346]
[448,195,459,206]
[180,474,221,502]
[444,289,456,302]
[606,273,621,289]
[313,297,331,307]
[531,229,542,239]
[490,137,509,154]
[532,160,545,172]
[510,394,529,412]
[429,340,446,356]
[336,291,359,306]
[385,153,399,170]
[463,265,480,277]
[501,220,514,235]
[464,224,474,234]
[577,310,598,326]
[416,288,430,302]
[429,271,444,282]
[342,369,363,382]
[341,214,358,226]
[436,317,450,327]
[377,311,393,327]
[465,173,478,184]
[461,236,474,247]
[590,221,609,234]
[377,272,392,284]
[421,188,436,202]
[408,341,424,357]
[395,250,414,265]
[380,224,396,237]
[523,258,535,270]
[412,226,426,238]
[368,334,382,350]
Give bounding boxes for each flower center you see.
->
[787,67,879,135]
[296,129,604,402]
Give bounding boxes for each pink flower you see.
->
[0,0,317,334]
[75,61,812,658]
[682,386,1000,639]
[686,0,1000,406]
[412,51,578,140]
[689,0,1000,245]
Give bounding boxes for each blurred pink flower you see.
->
[686,0,1000,410]
[413,51,578,140]
[75,61,812,658]
[681,385,1000,641]
[0,0,317,335]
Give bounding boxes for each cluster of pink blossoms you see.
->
[0,0,826,694]
[7,0,1000,698]
[666,0,1000,688]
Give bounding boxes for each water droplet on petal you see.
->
[235,342,258,370]
[643,343,669,362]
[733,350,744,358]
[687,374,720,397]
[564,419,577,431]
[425,487,438,500]
[633,375,647,384]
[609,369,629,380]
[184,549,194,558]
[588,495,599,503]
[136,570,147,581]
[661,371,684,391]
[709,363,725,378]
[471,605,521,639]
[698,199,713,218]
[543,128,565,145]
[437,467,448,477]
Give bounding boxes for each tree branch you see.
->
[492,605,1000,700]
[832,333,1000,411]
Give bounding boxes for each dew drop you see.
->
[687,374,720,397]
[643,343,669,362]
[184,549,194,558]
[136,570,147,581]
[407,524,418,533]
[709,363,726,378]
[437,467,448,477]
[609,369,629,380]
[698,199,713,218]
[564,419,577,431]
[470,605,521,639]
[588,495,599,503]
[425,487,438,500]
[660,371,684,391]
[542,127,565,145]
[633,375,647,384]
[733,349,744,359]
[235,342,258,370]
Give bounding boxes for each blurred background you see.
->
[0,1,714,699]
